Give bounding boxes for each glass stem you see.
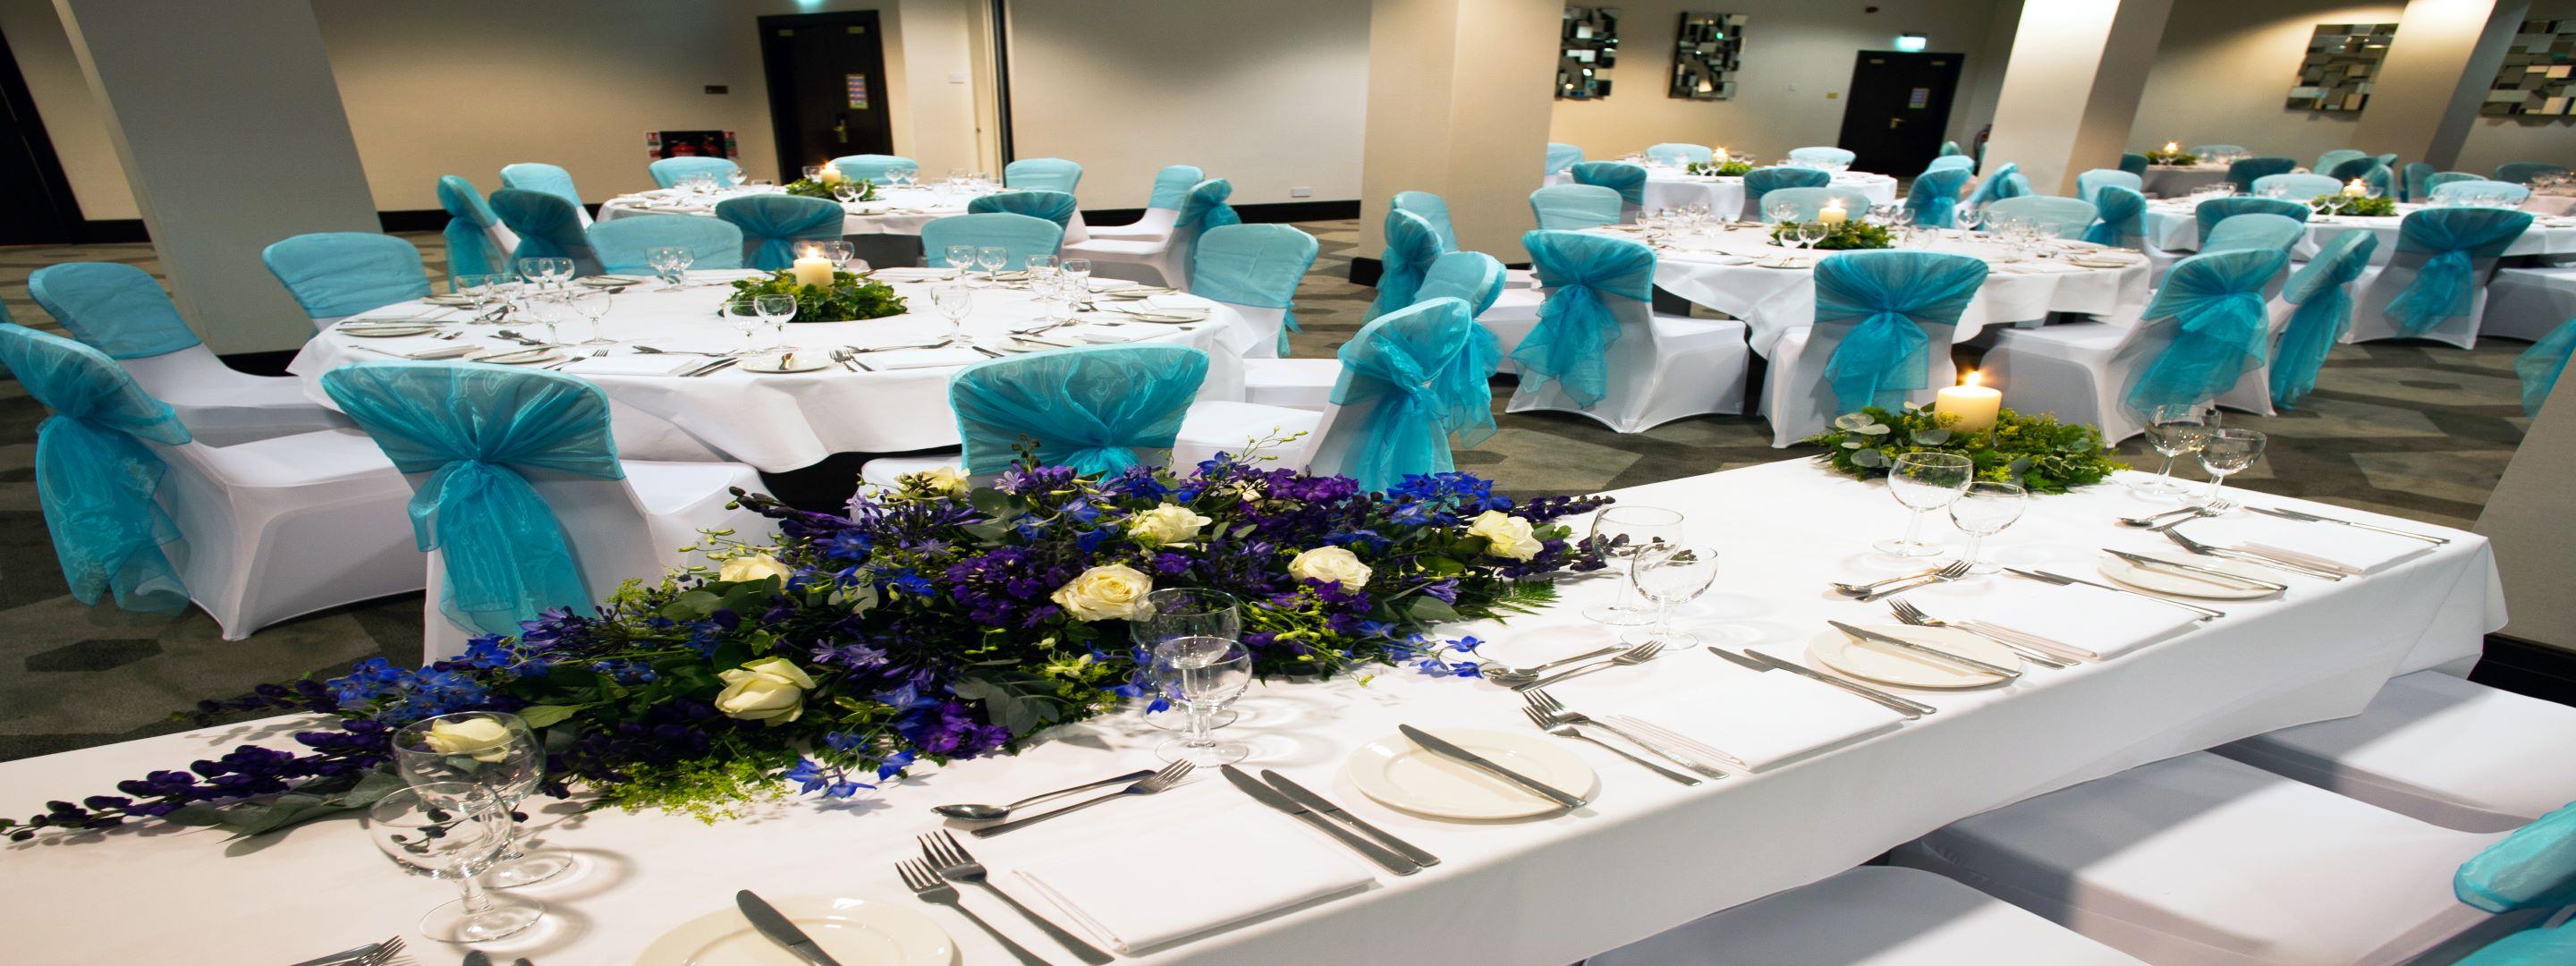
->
[2204,475,2227,504]
[2154,452,2177,487]
[454,869,496,916]
[1964,532,1987,565]
[1185,704,1212,749]
[1900,507,1927,548]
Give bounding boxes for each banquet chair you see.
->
[2119,152,2148,177]
[1982,248,2288,443]
[497,162,589,227]
[2200,212,2307,254]
[1530,184,1625,230]
[0,323,421,640]
[2496,161,2571,183]
[1788,146,1856,167]
[1987,195,2099,239]
[2344,208,2535,349]
[2327,155,2387,182]
[1743,165,1830,216]
[1062,177,1236,288]
[29,263,348,445]
[714,194,847,271]
[1505,230,1749,433]
[2246,230,2377,413]
[1962,161,2027,208]
[1907,166,1971,229]
[2075,168,2141,206]
[2194,196,2309,242]
[1570,161,1648,215]
[2316,148,2369,177]
[436,174,518,284]
[2226,157,2297,192]
[2430,181,2533,206]
[1300,296,1502,491]
[1369,209,1445,319]
[969,189,1080,230]
[1940,140,1964,157]
[584,216,746,275]
[1757,186,1874,223]
[2347,163,2401,199]
[2521,319,2576,416]
[2083,186,2148,249]
[1584,867,2148,966]
[1644,143,1711,166]
[2190,143,2249,157]
[1761,250,1986,446]
[319,362,772,661]
[487,189,605,275]
[829,154,915,182]
[1003,157,1082,194]
[2215,669,2576,834]
[1250,250,1503,410]
[1926,155,1976,174]
[648,156,740,190]
[2424,171,2486,196]
[1391,191,1461,251]
[2403,162,2439,202]
[1191,222,1319,361]
[2484,267,2576,342]
[1085,164,1202,241]
[2252,173,2342,199]
[260,232,436,328]
[920,213,1065,271]
[1545,142,1584,176]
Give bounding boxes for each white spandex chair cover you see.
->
[151,428,426,640]
[1976,310,2182,444]
[1587,866,2148,966]
[2482,267,2576,343]
[2215,670,2576,834]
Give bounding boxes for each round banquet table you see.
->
[1640,168,1901,221]
[597,184,980,237]
[2142,163,2233,197]
[1589,224,2153,357]
[2142,200,2576,260]
[286,272,1253,471]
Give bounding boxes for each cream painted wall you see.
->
[2130,0,2406,166]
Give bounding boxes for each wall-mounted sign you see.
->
[846,74,869,110]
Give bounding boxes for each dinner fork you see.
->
[1478,645,1625,685]
[919,830,1112,963]
[543,347,609,370]
[1887,598,2072,668]
[1510,640,1665,691]
[1521,707,1699,785]
[1522,689,1727,779]
[284,936,404,966]
[1855,560,1974,602]
[2160,529,2347,580]
[895,859,1058,966]
[970,760,1192,837]
[2116,500,2235,528]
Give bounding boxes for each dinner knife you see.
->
[1260,768,1441,869]
[1396,724,1588,809]
[2247,505,2449,544]
[736,889,844,966]
[1827,620,2021,679]
[2103,548,2286,591]
[1220,766,1420,875]
[2006,568,2225,620]
[1736,648,1936,717]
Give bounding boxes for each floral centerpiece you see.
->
[4,455,1607,840]
[784,177,876,202]
[2310,193,2395,217]
[2145,148,2199,165]
[1687,159,1754,177]
[1769,221,1893,250]
[1806,405,2126,495]
[727,270,907,322]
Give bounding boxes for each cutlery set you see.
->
[1222,766,1436,875]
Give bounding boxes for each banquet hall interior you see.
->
[3,0,2575,962]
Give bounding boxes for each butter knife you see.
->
[2103,548,2286,590]
[736,889,843,966]
[1827,620,2021,679]
[1397,724,1586,809]
[1222,766,1418,874]
[1260,769,1440,869]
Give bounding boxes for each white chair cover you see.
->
[2215,670,2576,834]
[1587,866,2148,965]
[152,428,426,640]
[2483,267,2576,343]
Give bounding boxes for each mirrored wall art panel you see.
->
[2285,22,2395,112]
[2484,20,2576,117]
[1558,5,1621,100]
[1669,13,1745,100]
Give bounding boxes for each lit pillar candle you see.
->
[1934,371,2002,432]
[1714,147,1730,163]
[1818,199,1848,225]
[2342,178,2368,198]
[790,255,835,288]
[2164,141,2180,155]
[818,163,844,185]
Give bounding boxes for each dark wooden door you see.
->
[0,26,86,244]
[758,12,897,182]
[1835,51,1963,178]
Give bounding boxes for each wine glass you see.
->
[931,284,972,342]
[1948,481,2026,573]
[1582,505,1683,625]
[523,293,566,347]
[943,243,978,276]
[2193,428,2267,508]
[644,248,681,290]
[2135,403,2216,496]
[1766,200,1799,225]
[389,711,569,887]
[725,167,747,191]
[822,241,857,272]
[362,783,545,943]
[1623,543,1720,647]
[754,292,799,350]
[569,289,614,347]
[1152,634,1253,766]
[802,165,823,182]
[1137,589,1242,732]
[976,245,1010,284]
[724,296,767,353]
[1875,452,1974,557]
[513,257,547,289]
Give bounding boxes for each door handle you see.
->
[1888,118,1904,129]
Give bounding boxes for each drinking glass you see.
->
[1024,253,1057,277]
[1766,200,1799,225]
[2192,428,2267,507]
[931,284,972,340]
[754,292,799,350]
[389,711,568,887]
[725,168,748,190]
[454,274,496,311]
[1583,505,1684,625]
[362,783,545,942]
[822,241,857,271]
[569,289,614,346]
[1875,452,1975,556]
[644,248,680,289]
[834,182,866,204]
[1623,543,1720,647]
[976,245,1010,284]
[943,243,978,275]
[1062,258,1093,309]
[724,297,767,352]
[524,294,566,346]
[1960,205,1990,233]
[514,257,547,288]
[1136,588,1242,732]
[2134,403,2216,496]
[1948,481,2026,573]
[802,165,823,182]
[1152,634,1253,767]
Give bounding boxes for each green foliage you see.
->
[783,177,876,201]
[2310,193,2395,216]
[2146,149,2199,165]
[1804,405,2128,495]
[1688,159,1755,177]
[726,270,908,323]
[1768,220,1893,250]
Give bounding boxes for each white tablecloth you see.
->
[2143,164,2233,197]
[2142,200,2576,259]
[1640,169,1902,222]
[0,459,2501,965]
[597,184,978,237]
[286,281,1254,470]
[2526,194,2576,217]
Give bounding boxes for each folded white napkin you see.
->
[1061,324,1157,343]
[1016,804,1373,952]
[861,347,987,369]
[555,354,701,377]
[2174,514,2432,575]
[1911,578,2200,660]
[347,337,479,360]
[1604,671,1905,772]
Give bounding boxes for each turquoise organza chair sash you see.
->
[2388,208,2534,335]
[969,190,1080,228]
[1004,157,1082,193]
[1326,296,1503,490]
[1571,162,1648,206]
[1530,184,1625,230]
[1760,187,1874,223]
[1646,143,1712,165]
[2519,318,2576,417]
[437,174,507,282]
[1814,250,1987,414]
[2227,157,2296,191]
[948,343,1208,475]
[2253,173,2343,199]
[2496,162,2570,184]
[1545,142,1584,175]
[261,233,435,320]
[2202,213,2307,254]
[2457,921,2576,966]
[1192,224,1319,355]
[321,363,623,637]
[2124,248,2289,415]
[1789,147,1855,167]
[2403,162,2438,202]
[716,194,848,270]
[2430,181,2532,206]
[585,216,746,274]
[1392,191,1461,251]
[2076,169,2141,206]
[2084,187,2148,248]
[1369,209,1445,320]
[830,154,916,182]
[1988,195,2099,239]
[1147,165,1204,209]
[488,189,597,270]
[2455,799,2576,913]
[2270,231,2378,409]
[498,162,583,211]
[921,213,1065,270]
[1907,167,1970,229]
[2119,153,2148,177]
[1925,156,1975,174]
[2195,196,2309,241]
[2314,150,2367,177]
[648,157,740,190]
[1414,250,1506,316]
[1176,179,1241,230]
[27,263,202,359]
[1962,163,2025,208]
[1509,230,1653,408]
[1745,165,1830,214]
[0,323,191,614]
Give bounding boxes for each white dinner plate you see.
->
[1809,623,2018,689]
[637,894,953,966]
[1343,726,1598,820]
[2067,258,2137,269]
[1754,258,1812,270]
[738,354,835,374]
[2097,552,2282,599]
[335,324,441,338]
[470,346,562,366]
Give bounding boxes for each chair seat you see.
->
[2215,671,2576,833]
[1174,400,1324,470]
[1587,866,2148,966]
[1988,320,2131,353]
[624,460,763,517]
[1503,267,1539,290]
[156,428,423,640]
[184,427,408,489]
[123,347,351,446]
[2484,267,2576,343]
[1241,359,1340,411]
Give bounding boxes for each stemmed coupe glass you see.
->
[2192,428,2267,508]
[2134,403,2215,496]
[931,284,973,343]
[1623,543,1720,647]
[388,710,570,888]
[1153,631,1253,767]
[1583,505,1683,625]
[1875,452,1974,557]
[569,289,614,347]
[363,783,545,943]
[1137,589,1242,733]
[1948,481,2027,573]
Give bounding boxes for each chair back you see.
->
[498,162,584,211]
[1369,208,1446,320]
[1530,184,1624,230]
[1545,142,1585,175]
[585,216,746,274]
[2194,195,2309,241]
[1963,162,2027,208]
[715,194,848,270]
[2314,149,2368,178]
[948,343,1209,476]
[969,190,1080,228]
[2385,208,2534,336]
[1987,195,2099,239]
[2123,247,2290,416]
[1192,223,1319,355]
[1392,191,1461,250]
[2496,162,2572,184]
[2119,152,2149,176]
[488,189,602,274]
[2520,318,2576,417]
[1004,157,1082,194]
[2202,212,2307,254]
[1570,161,1648,206]
[2075,169,2142,205]
[261,233,435,322]
[437,174,510,281]
[2424,171,2486,195]
[830,154,917,182]
[1926,156,1976,174]
[1906,167,1970,228]
[1939,140,1963,157]
[1414,250,1507,316]
[27,263,202,360]
[1509,229,1655,408]
[1646,143,1713,165]
[1788,146,1856,167]
[2454,800,2576,914]
[1759,187,1874,223]
[1745,165,1832,214]
[2252,173,2341,199]
[1811,250,1987,415]
[2429,180,2533,206]
[919,212,1065,270]
[2403,162,2438,202]
[320,362,624,638]
[1145,165,1204,210]
[648,157,741,190]
[0,322,191,614]
[2083,186,2148,248]
[2190,144,2248,157]
[1176,178,1240,231]
[2270,230,2377,409]
[1310,296,1502,490]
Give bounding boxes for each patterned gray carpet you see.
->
[0,220,2532,759]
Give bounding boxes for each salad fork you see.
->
[1521,707,1699,785]
[1479,645,1624,685]
[2160,529,2346,580]
[895,859,1056,966]
[1522,689,1726,779]
[970,760,1191,837]
[919,830,1111,962]
[1854,560,1973,602]
[284,936,404,966]
[1510,640,1664,691]
[1887,598,2071,668]
[2116,500,2235,528]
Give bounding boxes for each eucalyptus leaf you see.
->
[1913,428,1952,445]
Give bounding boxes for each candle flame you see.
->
[1962,370,1984,388]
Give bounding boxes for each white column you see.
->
[54,0,381,354]
[2347,0,2530,171]
[1358,0,1560,264]
[1981,0,2175,197]
[2479,351,2576,652]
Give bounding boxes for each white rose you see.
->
[422,716,514,763]
[904,466,970,496]
[1128,503,1213,545]
[718,553,794,585]
[1051,564,1154,621]
[1288,546,1372,590]
[1466,510,1544,561]
[714,657,818,725]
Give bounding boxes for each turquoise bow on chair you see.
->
[28,263,204,360]
[2455,799,2576,914]
[2124,248,2289,416]
[1324,297,1503,491]
[1193,224,1320,356]
[2387,208,2533,336]
[1510,230,1655,409]
[1571,162,1648,206]
[969,190,1080,229]
[2520,318,2576,417]
[437,174,508,282]
[1177,178,1241,231]
[2083,187,2147,248]
[1962,163,2026,208]
[1369,209,1445,320]
[0,323,192,615]
[2226,157,2296,192]
[1746,165,1831,215]
[2270,231,2377,409]
[648,157,740,190]
[716,194,847,271]
[949,343,1210,476]
[1815,251,1987,414]
[1907,168,1970,229]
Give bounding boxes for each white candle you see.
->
[1818,199,1848,225]
[2342,178,2368,198]
[818,164,844,185]
[790,256,835,288]
[2164,141,2180,155]
[1934,371,2002,433]
[1714,147,1730,163]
